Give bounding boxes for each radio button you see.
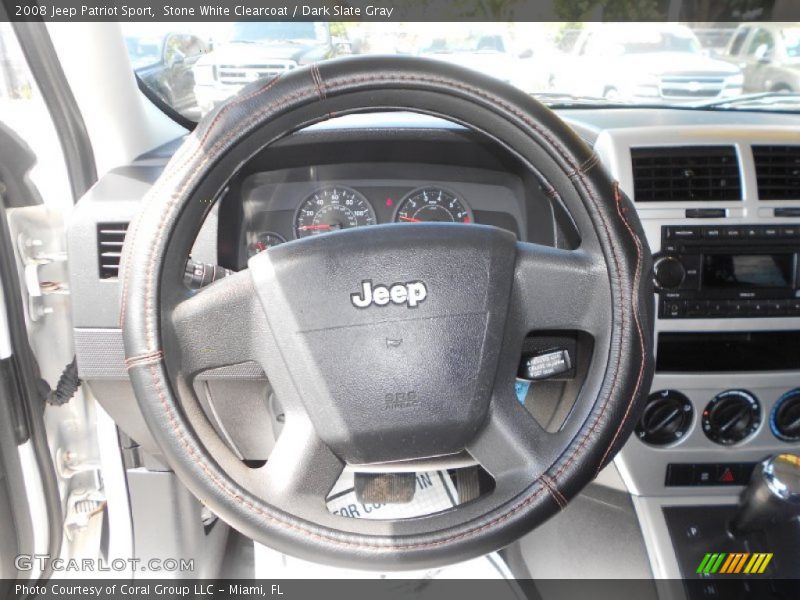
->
[727,300,748,316]
[702,227,723,239]
[686,300,707,317]
[749,300,768,316]
[662,299,685,318]
[666,226,701,240]
[743,226,761,239]
[762,227,780,238]
[723,227,743,239]
[780,226,800,239]
[681,255,702,289]
[707,300,726,317]
[767,300,789,316]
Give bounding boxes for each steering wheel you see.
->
[121,56,653,569]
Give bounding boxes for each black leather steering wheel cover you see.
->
[120,56,654,568]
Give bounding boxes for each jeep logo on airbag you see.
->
[350,280,427,309]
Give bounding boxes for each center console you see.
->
[591,124,800,590]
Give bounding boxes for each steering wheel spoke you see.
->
[170,269,269,377]
[256,414,344,517]
[511,242,608,336]
[466,388,557,489]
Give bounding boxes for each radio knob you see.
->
[654,256,686,290]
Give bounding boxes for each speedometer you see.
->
[294,186,376,239]
[394,187,472,224]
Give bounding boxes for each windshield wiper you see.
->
[531,92,632,107]
[695,91,800,109]
[231,38,313,46]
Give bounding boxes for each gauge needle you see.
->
[398,216,421,222]
[299,224,333,231]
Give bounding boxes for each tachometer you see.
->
[395,187,472,224]
[295,186,376,239]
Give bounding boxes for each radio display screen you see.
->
[702,254,795,289]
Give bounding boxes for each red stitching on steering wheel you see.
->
[123,64,648,552]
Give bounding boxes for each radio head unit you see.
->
[656,225,800,319]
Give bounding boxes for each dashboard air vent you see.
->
[631,146,741,202]
[97,222,129,279]
[752,145,800,200]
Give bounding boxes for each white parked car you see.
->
[417,30,553,94]
[193,22,347,115]
[553,24,744,102]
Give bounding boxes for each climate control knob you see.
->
[653,256,686,290]
[702,390,761,445]
[771,389,800,442]
[636,390,693,446]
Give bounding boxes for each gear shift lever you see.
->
[730,453,800,537]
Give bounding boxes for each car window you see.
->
[781,27,800,58]
[746,28,775,56]
[728,27,751,55]
[0,23,71,210]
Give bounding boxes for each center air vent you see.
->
[752,145,800,200]
[631,146,741,202]
[97,222,129,279]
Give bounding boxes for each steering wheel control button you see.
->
[519,348,572,381]
[637,390,693,446]
[770,389,800,442]
[654,256,686,290]
[702,390,761,445]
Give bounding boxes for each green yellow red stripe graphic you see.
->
[696,552,773,574]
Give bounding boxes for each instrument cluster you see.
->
[246,184,478,259]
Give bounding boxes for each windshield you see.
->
[124,21,800,122]
[615,32,700,54]
[783,27,800,58]
[226,22,327,44]
[420,31,507,54]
